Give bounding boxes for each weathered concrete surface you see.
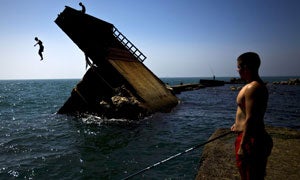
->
[109,59,178,112]
[196,127,300,180]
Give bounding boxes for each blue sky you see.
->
[0,0,299,79]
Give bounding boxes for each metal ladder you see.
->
[112,26,147,62]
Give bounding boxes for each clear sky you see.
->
[0,0,299,79]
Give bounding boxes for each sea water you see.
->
[0,77,299,179]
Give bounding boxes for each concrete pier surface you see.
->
[196,126,300,180]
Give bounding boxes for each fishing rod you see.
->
[122,130,233,180]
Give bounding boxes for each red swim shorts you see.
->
[235,132,273,179]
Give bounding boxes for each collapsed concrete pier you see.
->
[55,6,178,119]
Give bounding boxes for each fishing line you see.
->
[122,130,233,180]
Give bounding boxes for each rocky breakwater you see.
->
[272,78,300,85]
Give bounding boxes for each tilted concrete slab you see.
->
[109,59,178,112]
[55,6,178,119]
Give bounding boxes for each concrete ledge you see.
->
[171,83,205,94]
[196,127,300,180]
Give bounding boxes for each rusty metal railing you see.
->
[112,26,147,62]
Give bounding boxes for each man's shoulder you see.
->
[247,81,265,89]
[245,81,267,96]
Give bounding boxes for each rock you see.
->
[272,78,300,85]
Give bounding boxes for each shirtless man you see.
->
[231,52,273,180]
[34,37,44,60]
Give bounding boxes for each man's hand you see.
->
[237,145,244,156]
[231,123,236,131]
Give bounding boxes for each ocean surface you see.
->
[0,77,299,179]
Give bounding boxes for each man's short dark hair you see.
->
[237,52,261,71]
